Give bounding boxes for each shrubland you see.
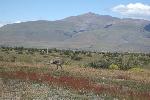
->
[0,46,150,99]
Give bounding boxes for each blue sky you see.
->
[0,0,150,25]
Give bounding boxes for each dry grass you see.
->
[1,70,150,100]
[0,61,150,99]
[1,78,104,100]
[64,65,150,83]
[0,61,150,83]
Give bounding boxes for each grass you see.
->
[1,78,108,100]
[1,70,150,99]
[0,62,150,99]
[1,61,150,82]
[0,47,150,99]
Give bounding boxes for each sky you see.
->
[0,0,150,26]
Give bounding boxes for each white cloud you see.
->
[14,21,21,23]
[0,22,10,28]
[0,21,22,28]
[0,24,4,27]
[112,3,150,20]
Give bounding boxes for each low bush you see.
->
[87,60,110,69]
[129,67,144,72]
[71,56,82,61]
[109,64,119,70]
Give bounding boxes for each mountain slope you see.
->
[0,12,150,52]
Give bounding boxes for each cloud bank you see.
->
[112,3,150,20]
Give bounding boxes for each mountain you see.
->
[0,12,150,53]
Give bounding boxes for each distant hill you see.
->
[0,12,150,53]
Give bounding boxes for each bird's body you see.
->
[50,57,64,69]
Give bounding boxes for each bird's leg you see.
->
[60,65,62,69]
[56,64,58,70]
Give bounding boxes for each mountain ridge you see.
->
[0,12,150,53]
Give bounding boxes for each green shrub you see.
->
[109,64,119,70]
[87,62,99,69]
[88,60,110,69]
[17,51,23,54]
[129,67,144,72]
[71,56,82,61]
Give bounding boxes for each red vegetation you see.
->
[0,71,150,99]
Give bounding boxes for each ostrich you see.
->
[50,57,64,69]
